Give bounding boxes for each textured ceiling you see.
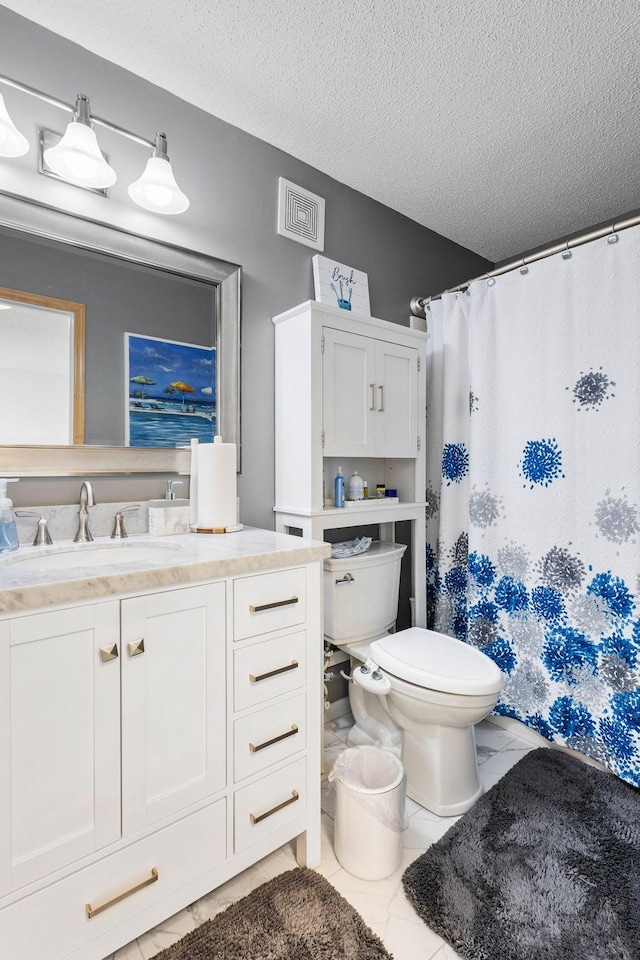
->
[3,0,640,261]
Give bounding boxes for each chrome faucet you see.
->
[74,481,96,542]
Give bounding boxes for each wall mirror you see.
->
[0,192,241,476]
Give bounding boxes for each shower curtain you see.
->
[426,228,640,787]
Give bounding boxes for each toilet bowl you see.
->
[324,543,504,816]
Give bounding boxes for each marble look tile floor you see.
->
[105,717,537,960]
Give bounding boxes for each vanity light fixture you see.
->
[0,75,190,215]
[0,91,29,157]
[43,94,117,189]
[127,132,189,214]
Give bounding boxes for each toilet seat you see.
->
[369,627,503,696]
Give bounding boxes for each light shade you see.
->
[128,132,189,215]
[43,94,116,189]
[0,92,29,158]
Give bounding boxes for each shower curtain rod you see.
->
[409,211,640,319]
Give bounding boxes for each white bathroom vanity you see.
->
[0,528,329,960]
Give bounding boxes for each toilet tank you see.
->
[324,541,407,644]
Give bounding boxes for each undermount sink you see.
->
[6,540,184,571]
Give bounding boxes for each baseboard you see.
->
[485,715,550,748]
[485,715,610,774]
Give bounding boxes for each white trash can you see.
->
[329,744,407,880]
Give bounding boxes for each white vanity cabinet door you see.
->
[0,602,121,894]
[121,582,226,836]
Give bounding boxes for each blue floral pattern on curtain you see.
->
[426,231,640,787]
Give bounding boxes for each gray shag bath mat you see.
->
[153,867,392,959]
[403,747,640,960]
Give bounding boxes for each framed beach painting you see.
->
[124,333,216,447]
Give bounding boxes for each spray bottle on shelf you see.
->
[334,466,345,508]
[0,478,20,554]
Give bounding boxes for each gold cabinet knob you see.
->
[127,638,145,658]
[99,643,119,663]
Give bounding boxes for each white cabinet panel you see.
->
[323,328,417,459]
[1,603,120,891]
[233,567,306,640]
[233,631,306,711]
[375,340,418,457]
[121,582,226,835]
[234,757,306,853]
[0,799,226,960]
[322,328,377,457]
[233,693,306,782]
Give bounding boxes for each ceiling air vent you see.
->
[277,178,325,250]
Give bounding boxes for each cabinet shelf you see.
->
[275,501,426,519]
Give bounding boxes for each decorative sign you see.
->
[312,255,371,317]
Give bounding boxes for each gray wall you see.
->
[0,7,490,528]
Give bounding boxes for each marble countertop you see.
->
[0,528,331,614]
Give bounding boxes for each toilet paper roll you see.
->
[192,437,237,530]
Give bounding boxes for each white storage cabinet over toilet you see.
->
[0,533,326,960]
[273,300,428,626]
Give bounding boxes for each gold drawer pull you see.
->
[249,596,298,613]
[86,867,158,919]
[250,659,299,683]
[250,724,299,753]
[250,790,299,825]
[99,643,119,663]
[127,638,145,658]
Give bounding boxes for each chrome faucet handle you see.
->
[15,511,53,546]
[111,504,140,540]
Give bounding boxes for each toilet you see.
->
[324,542,504,816]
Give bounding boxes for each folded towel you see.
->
[331,536,372,559]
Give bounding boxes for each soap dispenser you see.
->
[148,480,191,536]
[0,478,20,554]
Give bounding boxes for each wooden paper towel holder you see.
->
[194,523,244,534]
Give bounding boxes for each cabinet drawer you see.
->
[234,631,306,711]
[234,693,306,782]
[233,568,306,640]
[234,758,306,853]
[0,800,226,960]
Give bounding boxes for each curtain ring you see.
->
[608,224,619,244]
[561,241,572,260]
[486,277,496,287]
[519,257,529,275]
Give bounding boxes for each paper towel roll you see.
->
[191,437,237,530]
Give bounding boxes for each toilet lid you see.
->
[369,627,503,696]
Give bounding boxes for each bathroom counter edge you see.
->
[0,528,331,613]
